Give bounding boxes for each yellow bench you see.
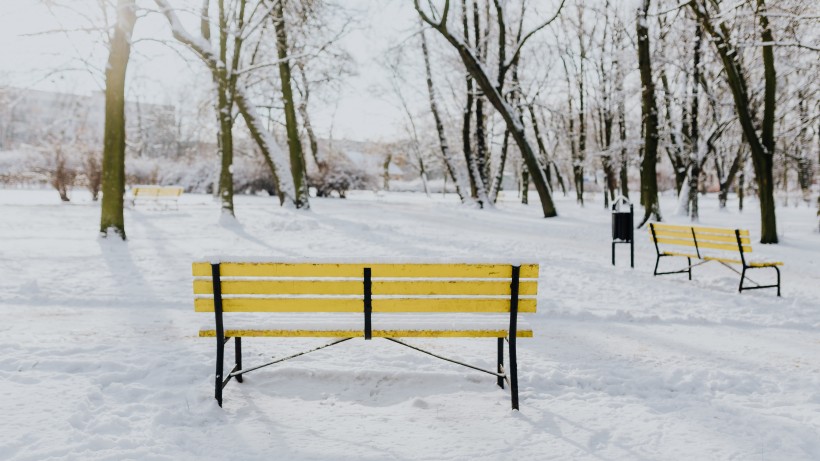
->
[649,223,782,296]
[131,185,183,209]
[192,261,539,409]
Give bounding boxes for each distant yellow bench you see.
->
[131,185,183,209]
[649,223,782,296]
[192,261,539,409]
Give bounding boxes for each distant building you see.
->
[0,87,175,156]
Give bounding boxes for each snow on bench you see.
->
[192,261,538,409]
[649,223,782,295]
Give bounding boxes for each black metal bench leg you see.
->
[235,337,243,383]
[497,338,504,389]
[653,254,660,276]
[509,335,519,410]
[215,335,225,407]
[739,266,747,293]
[687,257,692,280]
[775,266,781,297]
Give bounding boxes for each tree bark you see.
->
[687,21,703,221]
[473,0,488,185]
[99,0,137,239]
[615,31,629,199]
[154,0,293,207]
[489,129,510,202]
[416,0,557,217]
[421,25,473,204]
[637,0,662,226]
[296,63,320,167]
[688,0,778,243]
[273,0,309,209]
[460,0,477,198]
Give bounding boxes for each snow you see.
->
[1,188,819,460]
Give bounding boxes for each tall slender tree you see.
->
[272,0,309,208]
[688,0,779,243]
[636,0,662,226]
[420,23,473,204]
[415,0,561,218]
[99,0,137,239]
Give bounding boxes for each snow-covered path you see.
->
[1,189,818,460]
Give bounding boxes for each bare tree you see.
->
[271,0,309,208]
[415,0,561,218]
[153,0,296,211]
[420,23,474,204]
[636,0,661,226]
[688,0,779,243]
[99,0,136,239]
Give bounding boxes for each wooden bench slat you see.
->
[654,237,751,253]
[133,186,183,197]
[192,262,539,279]
[692,232,752,245]
[651,228,693,238]
[651,222,749,236]
[652,228,751,245]
[194,297,537,313]
[199,328,533,338]
[193,279,538,296]
[193,280,363,295]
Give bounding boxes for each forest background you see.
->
[0,0,817,241]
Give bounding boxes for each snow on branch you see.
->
[152,0,296,203]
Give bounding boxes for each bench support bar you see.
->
[229,337,353,378]
[384,338,504,378]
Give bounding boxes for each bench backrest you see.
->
[192,262,538,314]
[649,223,751,257]
[133,186,183,198]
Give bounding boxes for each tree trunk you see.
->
[215,0,236,215]
[687,21,702,221]
[718,146,744,208]
[99,0,137,239]
[795,89,812,203]
[421,26,473,204]
[658,67,687,195]
[383,153,392,191]
[615,39,629,199]
[689,0,778,243]
[296,63,320,167]
[461,0,477,198]
[489,129,510,202]
[473,0,488,185]
[273,0,309,209]
[575,34,586,206]
[154,0,294,206]
[234,90,290,205]
[416,1,557,217]
[637,0,661,227]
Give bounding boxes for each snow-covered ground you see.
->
[1,188,818,460]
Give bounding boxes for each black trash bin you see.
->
[611,197,633,267]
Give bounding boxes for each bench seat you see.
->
[199,313,533,338]
[650,223,782,295]
[660,250,783,267]
[194,261,538,409]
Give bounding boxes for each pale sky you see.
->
[0,0,419,142]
